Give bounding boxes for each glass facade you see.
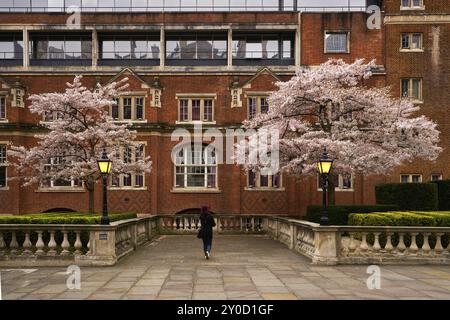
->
[0,34,23,59]
[100,34,160,59]
[166,33,226,60]
[30,34,92,59]
[232,33,294,60]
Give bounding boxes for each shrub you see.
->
[432,180,450,211]
[375,183,438,211]
[305,205,398,225]
[0,212,137,225]
[348,211,450,227]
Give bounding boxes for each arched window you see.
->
[174,144,217,189]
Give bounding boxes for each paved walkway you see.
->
[2,235,450,300]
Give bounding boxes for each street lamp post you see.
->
[317,148,334,226]
[97,150,112,225]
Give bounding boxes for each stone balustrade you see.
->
[1,214,449,267]
[158,215,266,234]
[265,217,450,265]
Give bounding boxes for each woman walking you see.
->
[199,206,216,259]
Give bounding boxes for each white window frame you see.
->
[109,144,147,190]
[401,78,423,102]
[247,95,269,119]
[246,169,284,191]
[400,0,425,10]
[400,174,423,183]
[0,96,7,121]
[0,143,8,190]
[324,31,350,54]
[431,174,443,182]
[173,144,218,191]
[110,95,146,122]
[39,157,84,191]
[176,95,216,124]
[400,33,423,52]
[317,174,354,192]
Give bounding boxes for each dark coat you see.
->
[200,214,216,242]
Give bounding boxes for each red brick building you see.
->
[0,1,447,216]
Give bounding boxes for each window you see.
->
[317,174,354,191]
[174,144,217,189]
[401,78,422,101]
[100,34,160,59]
[41,157,83,189]
[400,174,422,183]
[0,144,7,188]
[431,174,443,182]
[401,33,422,50]
[232,33,294,60]
[0,96,6,120]
[401,0,424,9]
[247,169,281,189]
[324,32,349,53]
[110,144,145,189]
[166,34,227,60]
[177,98,214,122]
[0,33,23,59]
[31,34,92,59]
[248,96,269,119]
[110,96,145,121]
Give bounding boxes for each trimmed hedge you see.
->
[348,211,450,227]
[432,180,450,211]
[375,183,438,211]
[0,212,137,225]
[306,205,398,225]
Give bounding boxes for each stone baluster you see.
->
[127,227,132,245]
[0,231,5,255]
[74,231,82,255]
[409,233,419,253]
[9,231,19,254]
[47,231,57,256]
[385,233,394,253]
[421,233,431,255]
[61,231,70,255]
[434,233,444,254]
[397,233,406,252]
[173,217,178,230]
[373,232,381,252]
[360,233,368,251]
[22,231,33,255]
[251,217,255,231]
[35,231,45,255]
[348,233,357,251]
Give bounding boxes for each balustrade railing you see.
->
[338,226,450,264]
[1,214,450,267]
[0,225,93,266]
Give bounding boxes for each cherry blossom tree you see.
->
[240,59,441,202]
[8,76,152,213]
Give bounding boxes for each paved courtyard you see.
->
[2,235,450,300]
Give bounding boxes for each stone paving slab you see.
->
[2,235,450,300]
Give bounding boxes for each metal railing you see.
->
[100,51,160,59]
[0,1,368,13]
[30,51,92,59]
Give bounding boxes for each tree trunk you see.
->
[328,174,336,206]
[86,178,95,214]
